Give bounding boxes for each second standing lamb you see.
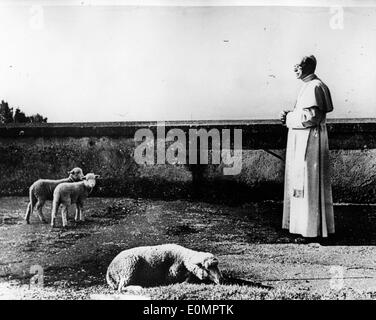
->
[51,173,99,228]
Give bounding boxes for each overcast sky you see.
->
[0,0,375,122]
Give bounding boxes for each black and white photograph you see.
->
[0,0,376,306]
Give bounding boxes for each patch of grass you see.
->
[130,284,376,300]
[165,224,198,236]
[1,278,376,300]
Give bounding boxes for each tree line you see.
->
[0,100,47,124]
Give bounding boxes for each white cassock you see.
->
[282,73,335,238]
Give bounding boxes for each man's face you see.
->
[293,56,315,80]
[293,63,304,79]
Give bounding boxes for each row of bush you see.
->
[0,100,47,124]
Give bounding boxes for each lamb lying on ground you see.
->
[24,167,84,224]
[51,173,99,228]
[106,244,222,291]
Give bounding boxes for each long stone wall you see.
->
[0,119,375,203]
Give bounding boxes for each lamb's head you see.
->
[68,167,85,182]
[83,173,100,188]
[192,253,222,285]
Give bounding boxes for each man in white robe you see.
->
[280,55,335,238]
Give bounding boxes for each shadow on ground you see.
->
[239,201,376,246]
[222,275,273,290]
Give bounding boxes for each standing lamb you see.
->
[106,244,222,291]
[25,167,85,224]
[51,173,99,228]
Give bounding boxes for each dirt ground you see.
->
[0,196,376,300]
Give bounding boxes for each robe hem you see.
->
[284,229,335,238]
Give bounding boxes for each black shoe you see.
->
[294,237,308,244]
